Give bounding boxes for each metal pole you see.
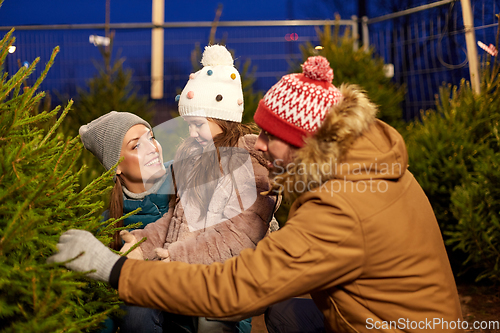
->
[151,0,164,99]
[105,0,110,39]
[105,0,111,71]
[352,15,359,51]
[461,0,480,94]
[0,19,347,31]
[362,16,369,53]
[358,0,367,49]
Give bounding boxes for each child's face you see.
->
[117,124,165,192]
[183,116,223,146]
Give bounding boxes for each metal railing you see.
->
[1,19,356,111]
[364,0,495,119]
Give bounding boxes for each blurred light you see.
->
[8,46,16,53]
[285,33,299,41]
[383,64,394,78]
[23,61,29,68]
[89,35,110,47]
[315,46,324,50]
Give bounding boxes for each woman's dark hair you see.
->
[108,177,124,250]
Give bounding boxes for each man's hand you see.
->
[47,229,120,283]
[119,230,144,260]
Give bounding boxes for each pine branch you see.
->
[0,28,14,70]
[121,237,147,257]
[18,47,59,114]
[0,59,37,105]
[0,174,40,202]
[10,142,26,180]
[40,99,73,147]
[0,179,49,254]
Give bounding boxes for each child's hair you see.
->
[174,119,257,221]
[209,118,257,148]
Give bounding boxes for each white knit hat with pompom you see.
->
[176,45,244,123]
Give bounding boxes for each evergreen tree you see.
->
[448,140,500,283]
[0,28,126,332]
[404,19,500,281]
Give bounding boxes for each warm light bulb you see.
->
[8,46,16,53]
[315,46,324,50]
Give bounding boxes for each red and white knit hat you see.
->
[254,56,343,147]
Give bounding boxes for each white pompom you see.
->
[201,44,234,67]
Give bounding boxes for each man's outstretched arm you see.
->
[49,195,363,318]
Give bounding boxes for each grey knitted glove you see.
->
[47,229,121,283]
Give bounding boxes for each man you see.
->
[49,56,463,332]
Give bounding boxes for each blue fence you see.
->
[3,23,348,111]
[366,0,500,119]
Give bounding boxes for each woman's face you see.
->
[183,116,223,146]
[116,124,165,192]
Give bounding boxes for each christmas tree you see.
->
[0,28,124,332]
[405,18,500,282]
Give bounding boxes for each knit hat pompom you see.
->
[201,44,234,67]
[301,56,334,82]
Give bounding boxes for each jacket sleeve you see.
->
[167,159,275,264]
[129,196,176,260]
[118,192,365,317]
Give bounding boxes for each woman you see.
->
[79,111,174,251]
[79,111,175,333]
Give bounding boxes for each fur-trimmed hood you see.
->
[271,84,409,202]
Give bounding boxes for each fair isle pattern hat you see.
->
[254,56,343,147]
[176,45,244,123]
[79,111,151,172]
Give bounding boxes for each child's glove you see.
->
[155,248,171,262]
[119,230,144,260]
[47,229,120,283]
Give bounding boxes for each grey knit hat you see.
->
[79,111,152,171]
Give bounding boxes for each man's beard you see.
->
[267,152,295,180]
[269,158,286,179]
